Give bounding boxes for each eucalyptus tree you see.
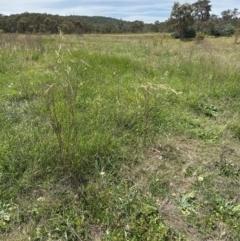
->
[192,0,211,21]
[131,20,144,33]
[221,8,239,26]
[170,2,195,39]
[191,0,212,33]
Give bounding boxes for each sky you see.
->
[1,0,239,23]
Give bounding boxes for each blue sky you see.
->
[1,0,239,23]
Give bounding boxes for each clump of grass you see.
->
[226,122,240,140]
[195,32,206,43]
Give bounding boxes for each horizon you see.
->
[1,1,239,24]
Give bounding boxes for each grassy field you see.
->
[0,32,240,240]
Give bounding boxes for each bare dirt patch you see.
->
[121,135,240,240]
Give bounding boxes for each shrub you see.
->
[171,31,180,39]
[211,24,235,37]
[195,32,206,41]
[183,26,196,39]
[221,24,235,36]
[171,27,196,39]
[211,27,221,37]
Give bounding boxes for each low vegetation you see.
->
[0,32,240,240]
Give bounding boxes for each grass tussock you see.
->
[0,33,240,240]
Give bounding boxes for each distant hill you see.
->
[75,15,130,25]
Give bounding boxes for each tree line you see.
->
[0,1,239,36]
[0,12,163,34]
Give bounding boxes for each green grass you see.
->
[0,33,240,240]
